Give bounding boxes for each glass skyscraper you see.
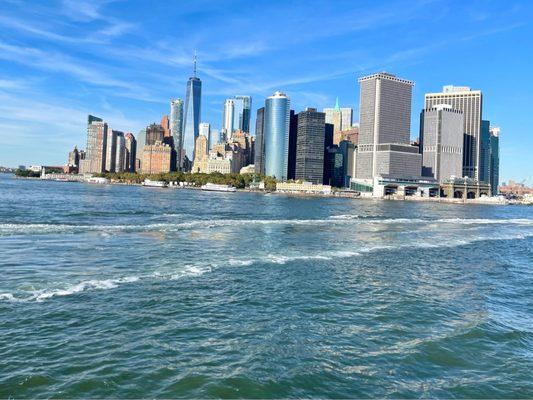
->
[182,58,201,166]
[170,99,184,171]
[234,95,252,133]
[264,91,290,181]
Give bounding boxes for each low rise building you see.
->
[276,181,332,195]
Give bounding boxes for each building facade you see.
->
[199,122,211,149]
[489,126,500,195]
[295,108,325,184]
[254,107,265,175]
[124,133,136,172]
[356,72,419,180]
[222,99,235,137]
[115,132,125,172]
[424,85,483,180]
[142,141,172,174]
[80,115,107,174]
[183,59,202,165]
[234,95,252,133]
[264,91,290,181]
[420,105,464,182]
[170,99,184,170]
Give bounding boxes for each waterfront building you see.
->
[419,105,464,182]
[264,91,291,181]
[170,99,184,170]
[424,85,483,180]
[234,95,252,133]
[231,130,254,167]
[206,154,232,174]
[295,108,326,184]
[355,72,421,181]
[115,132,125,172]
[287,110,298,180]
[124,133,136,172]
[489,126,500,195]
[145,123,165,146]
[183,56,202,165]
[142,141,172,174]
[254,107,265,175]
[135,128,146,171]
[79,115,108,174]
[192,135,209,173]
[105,129,122,173]
[199,122,211,149]
[479,120,491,183]
[322,123,334,184]
[223,99,235,137]
[276,181,332,195]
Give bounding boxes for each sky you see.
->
[0,0,532,183]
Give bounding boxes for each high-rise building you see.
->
[192,135,209,173]
[105,129,122,173]
[424,85,483,179]
[124,133,136,172]
[115,132,125,172]
[142,141,172,174]
[254,107,265,175]
[170,99,184,170]
[160,115,171,138]
[355,72,421,180]
[199,122,211,149]
[234,95,252,133]
[323,98,353,143]
[223,99,235,137]
[145,123,165,145]
[68,146,80,167]
[182,55,201,165]
[79,115,107,174]
[479,120,491,183]
[419,105,464,182]
[489,127,500,195]
[295,108,325,184]
[264,91,290,181]
[287,110,298,180]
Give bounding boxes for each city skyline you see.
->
[0,1,532,183]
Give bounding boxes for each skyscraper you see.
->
[489,127,500,195]
[115,132,125,172]
[199,122,211,149]
[424,85,483,180]
[356,72,420,180]
[234,95,252,133]
[222,99,235,137]
[323,98,353,143]
[170,99,184,170]
[287,110,298,180]
[254,107,265,175]
[79,115,107,174]
[182,55,202,165]
[479,120,491,183]
[145,123,165,145]
[124,133,136,172]
[419,105,464,182]
[295,108,326,184]
[264,91,290,180]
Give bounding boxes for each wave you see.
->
[1,217,532,236]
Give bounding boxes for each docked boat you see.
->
[142,179,168,188]
[201,183,236,192]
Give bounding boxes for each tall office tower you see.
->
[124,133,136,172]
[145,123,165,145]
[479,120,491,183]
[356,72,421,180]
[264,92,290,180]
[287,110,298,180]
[234,95,252,132]
[105,129,122,173]
[295,108,326,184]
[80,116,108,174]
[322,123,334,184]
[115,132,125,172]
[324,98,354,143]
[183,55,202,165]
[425,85,483,179]
[223,99,235,137]
[210,129,219,149]
[160,115,170,138]
[489,127,500,195]
[68,146,79,167]
[419,105,464,182]
[254,107,265,174]
[199,122,211,149]
[170,99,184,170]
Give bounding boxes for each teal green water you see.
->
[0,173,532,398]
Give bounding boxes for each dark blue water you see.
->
[1,173,532,398]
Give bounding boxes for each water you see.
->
[1,173,532,398]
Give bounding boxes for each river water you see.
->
[1,173,532,398]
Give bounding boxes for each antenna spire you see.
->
[193,50,197,77]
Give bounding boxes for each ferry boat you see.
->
[201,183,236,192]
[142,179,168,188]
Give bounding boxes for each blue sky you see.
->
[0,0,531,182]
